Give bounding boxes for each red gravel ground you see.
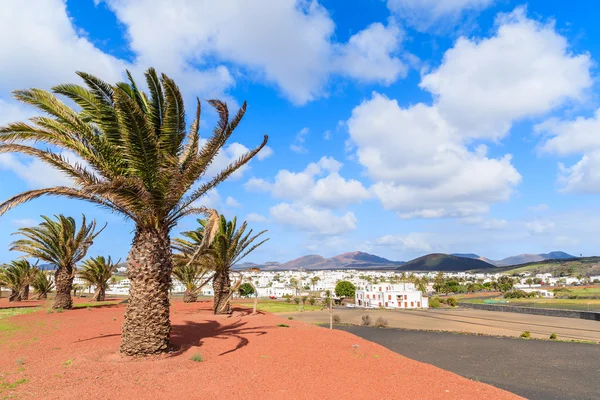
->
[0,298,521,399]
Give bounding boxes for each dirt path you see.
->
[0,299,520,399]
[334,326,600,400]
[281,307,600,341]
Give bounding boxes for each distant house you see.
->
[355,283,428,309]
[522,288,554,298]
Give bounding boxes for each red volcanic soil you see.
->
[0,298,521,400]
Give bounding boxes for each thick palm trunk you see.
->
[120,227,172,356]
[19,285,29,301]
[183,290,197,303]
[9,289,20,302]
[213,269,231,314]
[53,267,73,309]
[93,287,106,302]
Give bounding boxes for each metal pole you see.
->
[329,295,333,330]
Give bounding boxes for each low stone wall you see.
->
[458,302,600,321]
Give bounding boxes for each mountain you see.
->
[450,253,495,265]
[234,251,403,271]
[494,251,576,267]
[398,253,496,272]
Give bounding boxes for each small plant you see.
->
[15,358,25,366]
[190,353,203,362]
[46,309,54,314]
[361,314,371,326]
[375,317,388,328]
[287,316,293,320]
[429,298,441,308]
[550,333,557,340]
[276,324,289,328]
[56,308,64,314]
[293,297,300,305]
[520,331,531,339]
[446,297,457,307]
[308,296,316,305]
[63,358,74,366]
[332,314,341,324]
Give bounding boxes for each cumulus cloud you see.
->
[270,203,357,236]
[387,0,495,31]
[346,8,591,219]
[11,218,38,228]
[102,0,407,105]
[371,233,433,253]
[225,196,241,208]
[244,156,370,209]
[525,220,555,235]
[257,146,274,160]
[290,127,310,153]
[245,212,268,223]
[0,152,83,188]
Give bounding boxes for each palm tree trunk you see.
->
[120,227,172,356]
[9,289,20,302]
[20,285,29,301]
[92,287,106,301]
[53,267,73,309]
[37,292,47,300]
[183,290,197,303]
[213,269,231,314]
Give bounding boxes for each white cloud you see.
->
[270,203,357,236]
[193,188,221,210]
[0,152,83,188]
[257,146,274,160]
[537,111,600,193]
[525,220,555,235]
[372,233,433,253]
[529,204,550,213]
[323,130,332,140]
[102,0,407,105]
[332,22,406,84]
[290,127,309,153]
[11,218,38,228]
[245,156,370,209]
[225,196,241,208]
[387,0,495,31]
[200,141,254,180]
[245,212,268,223]
[346,8,591,219]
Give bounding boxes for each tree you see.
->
[526,278,534,287]
[31,270,55,300]
[335,280,356,299]
[10,215,101,309]
[310,276,320,290]
[0,68,267,355]
[183,216,268,314]
[0,260,38,301]
[238,282,255,297]
[79,256,118,301]
[415,276,428,294]
[289,277,299,296]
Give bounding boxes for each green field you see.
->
[240,300,322,313]
[0,307,41,332]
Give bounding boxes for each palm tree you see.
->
[310,276,320,291]
[31,270,55,300]
[79,256,118,301]
[0,68,267,355]
[10,215,102,309]
[202,215,268,314]
[415,276,428,294]
[171,262,211,303]
[0,260,38,301]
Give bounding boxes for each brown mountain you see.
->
[237,251,402,271]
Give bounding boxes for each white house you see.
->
[355,283,428,309]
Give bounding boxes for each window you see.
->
[385,302,388,307]
[388,295,391,300]
[378,302,382,307]
[404,302,408,308]
[417,302,420,307]
[404,295,407,300]
[411,302,414,307]
[379,286,382,291]
[367,294,370,299]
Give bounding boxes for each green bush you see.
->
[308,296,316,306]
[361,315,371,326]
[190,353,203,362]
[504,290,529,299]
[287,316,293,320]
[375,317,388,328]
[429,298,441,308]
[446,297,457,307]
[293,297,300,305]
[550,333,557,340]
[520,331,531,339]
[276,324,289,328]
[332,314,341,324]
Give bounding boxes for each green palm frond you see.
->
[31,270,55,298]
[0,68,268,231]
[79,256,118,290]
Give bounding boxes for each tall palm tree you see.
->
[0,68,267,355]
[79,256,118,301]
[31,270,55,300]
[183,216,268,315]
[10,215,102,309]
[0,260,38,301]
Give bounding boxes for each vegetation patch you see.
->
[190,353,203,362]
[361,315,371,326]
[276,324,289,328]
[240,300,320,313]
[0,307,40,333]
[520,331,531,339]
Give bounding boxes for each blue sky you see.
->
[2,0,600,264]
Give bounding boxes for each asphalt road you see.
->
[334,326,600,400]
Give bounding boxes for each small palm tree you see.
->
[31,270,55,300]
[10,215,103,309]
[0,260,38,301]
[0,68,267,355]
[183,216,268,314]
[310,276,320,291]
[79,256,118,301]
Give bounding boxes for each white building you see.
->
[355,283,428,309]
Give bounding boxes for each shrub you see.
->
[520,331,531,339]
[276,324,289,328]
[504,290,528,299]
[332,314,341,324]
[550,333,557,340]
[301,296,308,304]
[287,316,294,320]
[293,297,300,305]
[446,297,457,307]
[308,296,316,306]
[374,317,388,328]
[190,353,203,362]
[429,298,441,308]
[285,296,291,303]
[361,315,372,326]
